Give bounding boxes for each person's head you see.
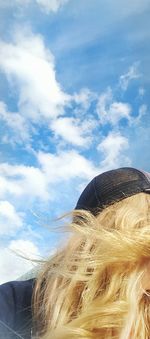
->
[32,167,150,339]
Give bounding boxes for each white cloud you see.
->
[0,239,40,284]
[119,62,141,91]
[0,175,23,197]
[36,0,70,13]
[0,163,49,202]
[97,87,131,125]
[51,117,95,147]
[0,151,98,206]
[97,131,129,171]
[108,102,131,125]
[0,29,70,123]
[37,150,98,182]
[0,201,23,235]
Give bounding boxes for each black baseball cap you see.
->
[75,167,150,215]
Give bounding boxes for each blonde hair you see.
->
[32,193,150,339]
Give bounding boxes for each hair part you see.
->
[32,193,150,339]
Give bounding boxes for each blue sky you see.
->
[0,0,150,283]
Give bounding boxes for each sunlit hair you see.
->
[32,192,150,339]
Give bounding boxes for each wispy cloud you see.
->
[119,62,141,91]
[96,87,132,126]
[73,88,97,111]
[0,101,31,144]
[134,104,147,124]
[138,87,145,97]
